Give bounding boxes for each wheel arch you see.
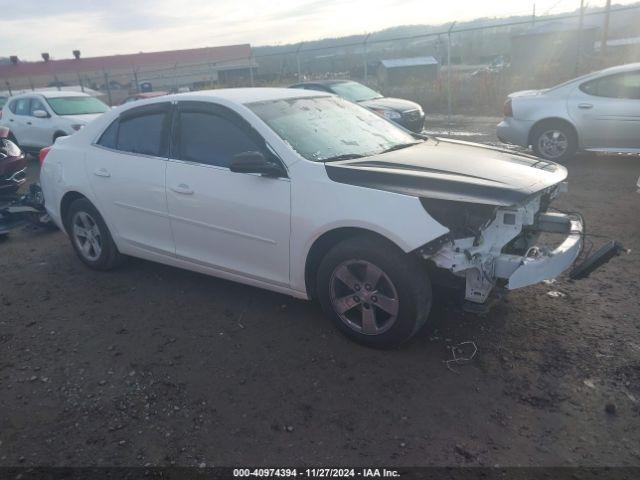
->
[52,131,67,143]
[528,117,579,148]
[304,227,407,299]
[60,190,89,233]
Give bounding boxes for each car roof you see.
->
[291,80,352,87]
[594,62,640,76]
[10,90,92,99]
[158,87,331,105]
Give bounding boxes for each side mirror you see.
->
[32,109,49,119]
[229,151,286,178]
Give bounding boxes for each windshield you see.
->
[328,81,383,102]
[248,96,418,162]
[45,96,109,116]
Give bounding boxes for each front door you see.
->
[165,101,291,286]
[568,70,640,150]
[27,97,54,148]
[87,102,174,255]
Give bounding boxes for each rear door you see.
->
[165,101,291,286]
[87,102,174,254]
[568,70,640,149]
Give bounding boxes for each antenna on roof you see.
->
[41,52,50,62]
[73,50,81,60]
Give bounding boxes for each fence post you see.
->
[77,73,85,92]
[447,22,456,134]
[295,43,303,81]
[133,68,140,93]
[575,0,585,74]
[29,77,35,91]
[363,33,371,82]
[601,0,611,59]
[103,71,113,106]
[249,54,255,87]
[5,81,12,96]
[54,75,61,91]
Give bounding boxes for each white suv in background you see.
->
[0,91,109,153]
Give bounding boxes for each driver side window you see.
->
[29,98,48,116]
[175,109,263,168]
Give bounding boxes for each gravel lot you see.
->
[1,117,639,467]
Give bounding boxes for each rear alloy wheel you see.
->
[531,122,577,162]
[65,198,123,270]
[317,235,431,348]
[72,211,103,261]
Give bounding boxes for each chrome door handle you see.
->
[170,184,194,195]
[94,168,111,178]
[578,103,593,109]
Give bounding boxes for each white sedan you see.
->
[40,88,598,348]
[498,63,640,161]
[0,91,109,153]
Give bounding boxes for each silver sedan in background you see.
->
[497,63,640,162]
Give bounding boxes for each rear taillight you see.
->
[503,98,513,117]
[38,146,52,166]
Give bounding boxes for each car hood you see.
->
[358,97,422,112]
[62,113,104,125]
[324,138,567,206]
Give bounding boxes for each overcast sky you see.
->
[0,0,634,60]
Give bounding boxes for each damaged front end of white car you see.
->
[420,182,623,309]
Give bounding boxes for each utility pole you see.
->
[575,0,585,74]
[601,0,611,58]
[532,3,536,26]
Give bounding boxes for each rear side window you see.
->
[10,98,30,116]
[95,104,170,156]
[580,72,640,99]
[117,113,166,156]
[176,111,261,168]
[97,119,118,149]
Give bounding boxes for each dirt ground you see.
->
[1,117,639,467]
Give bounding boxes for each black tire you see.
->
[64,198,123,270]
[316,235,432,349]
[530,121,578,162]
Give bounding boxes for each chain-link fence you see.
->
[2,4,639,125]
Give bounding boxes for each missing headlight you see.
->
[420,198,497,239]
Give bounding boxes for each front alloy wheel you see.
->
[317,235,432,348]
[330,260,400,335]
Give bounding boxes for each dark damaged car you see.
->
[39,89,620,349]
[0,127,27,195]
